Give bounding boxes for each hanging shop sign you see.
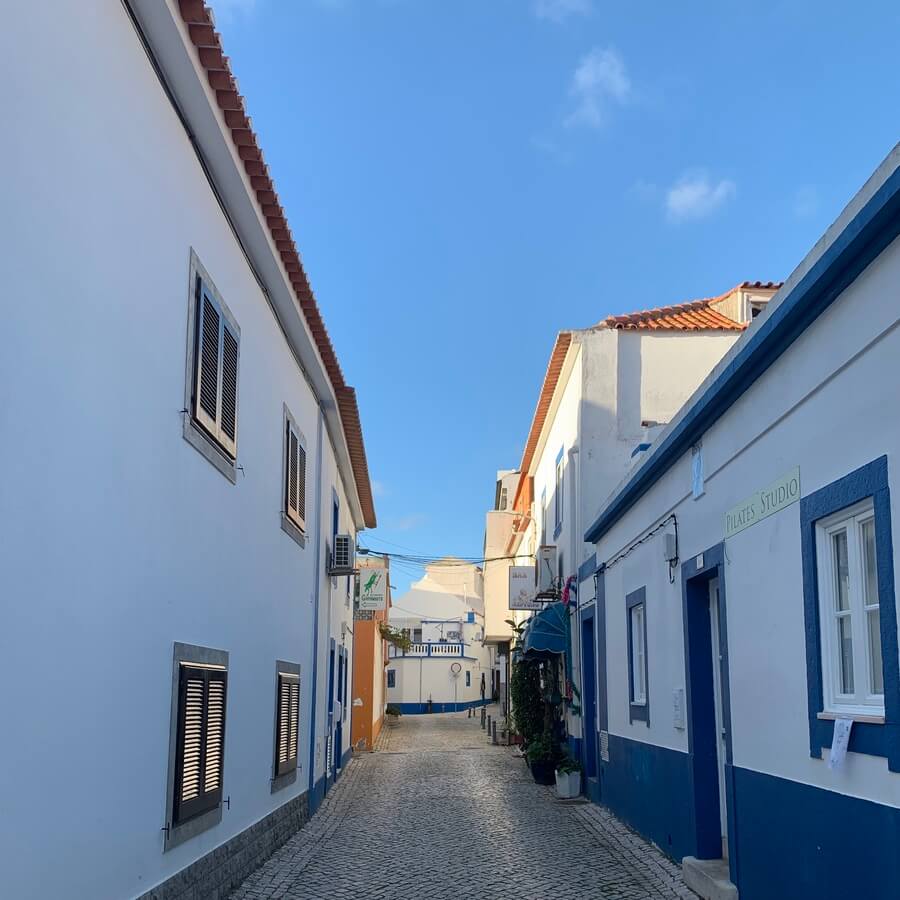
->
[358,567,388,611]
[725,466,801,539]
[509,566,542,610]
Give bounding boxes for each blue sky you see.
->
[215,0,900,593]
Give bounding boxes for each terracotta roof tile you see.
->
[178,1,375,528]
[601,282,782,332]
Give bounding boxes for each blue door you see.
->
[581,611,598,783]
[335,649,344,779]
[326,641,336,789]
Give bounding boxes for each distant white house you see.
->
[387,561,492,712]
[1,4,375,900]
[488,282,778,765]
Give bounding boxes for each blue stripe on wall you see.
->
[600,733,694,862]
[732,766,900,900]
[394,699,489,714]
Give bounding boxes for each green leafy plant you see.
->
[379,623,411,653]
[555,752,582,774]
[509,658,543,746]
[385,703,402,717]
[525,731,558,764]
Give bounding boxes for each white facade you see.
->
[387,562,492,711]
[583,146,900,898]
[0,4,373,899]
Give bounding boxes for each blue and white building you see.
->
[580,144,900,899]
[387,560,492,713]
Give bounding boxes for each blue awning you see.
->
[522,601,569,658]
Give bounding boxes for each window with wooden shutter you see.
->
[284,418,307,531]
[192,276,240,460]
[275,672,300,777]
[173,664,227,826]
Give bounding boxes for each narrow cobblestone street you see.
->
[232,710,694,900]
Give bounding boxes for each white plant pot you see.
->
[555,769,582,799]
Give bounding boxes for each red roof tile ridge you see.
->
[178,0,375,527]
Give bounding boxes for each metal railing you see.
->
[388,641,464,658]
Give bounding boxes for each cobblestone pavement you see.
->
[231,709,695,899]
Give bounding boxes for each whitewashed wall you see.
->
[0,4,360,898]
[592,232,900,805]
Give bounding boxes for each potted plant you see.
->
[555,753,582,799]
[525,732,558,785]
[385,704,401,727]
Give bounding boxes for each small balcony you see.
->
[388,641,464,658]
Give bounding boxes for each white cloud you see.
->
[565,47,631,129]
[390,513,427,531]
[534,0,592,23]
[665,171,736,223]
[372,480,388,498]
[793,185,819,218]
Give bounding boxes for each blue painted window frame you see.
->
[626,587,649,724]
[554,447,565,539]
[466,670,471,687]
[800,455,900,772]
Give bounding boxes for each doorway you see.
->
[580,610,598,783]
[682,545,734,876]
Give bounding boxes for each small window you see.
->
[499,487,508,511]
[283,412,307,532]
[191,276,239,459]
[555,457,564,530]
[412,628,422,643]
[173,664,227,827]
[387,669,396,689]
[816,500,884,715]
[274,672,300,778]
[541,490,547,545]
[626,587,649,723]
[466,670,471,687]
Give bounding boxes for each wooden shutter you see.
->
[285,422,306,530]
[275,672,300,777]
[192,277,239,459]
[218,322,239,458]
[193,285,220,438]
[174,665,227,826]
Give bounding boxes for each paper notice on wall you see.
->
[828,717,854,770]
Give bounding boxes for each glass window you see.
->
[817,501,884,715]
[630,603,646,705]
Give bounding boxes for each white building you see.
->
[0,3,375,899]
[387,561,492,712]
[493,283,777,757]
[582,145,900,899]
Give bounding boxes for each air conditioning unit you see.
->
[536,545,558,598]
[329,534,356,575]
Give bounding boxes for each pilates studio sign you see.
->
[725,467,801,539]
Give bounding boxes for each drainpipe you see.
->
[568,446,582,741]
[307,410,325,793]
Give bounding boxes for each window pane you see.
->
[631,605,645,702]
[832,531,850,611]
[862,519,879,608]
[868,608,883,695]
[837,615,854,694]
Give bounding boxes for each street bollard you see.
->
[492,721,498,745]
[487,714,492,736]
[481,707,486,729]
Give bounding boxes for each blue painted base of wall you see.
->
[566,735,583,765]
[732,766,900,900]
[308,773,326,816]
[600,733,695,862]
[340,747,352,770]
[395,699,489,714]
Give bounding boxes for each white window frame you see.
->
[815,499,884,717]
[630,603,647,706]
[555,458,564,529]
